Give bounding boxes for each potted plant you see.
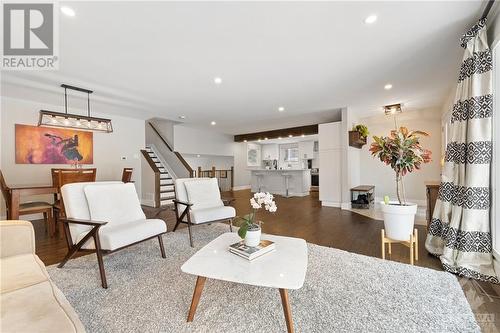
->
[369,126,431,241]
[349,124,369,148]
[234,192,277,247]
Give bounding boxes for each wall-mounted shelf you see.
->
[348,131,367,149]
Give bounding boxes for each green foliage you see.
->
[353,124,369,139]
[370,126,432,205]
[233,212,255,239]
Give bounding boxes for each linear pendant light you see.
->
[38,84,113,133]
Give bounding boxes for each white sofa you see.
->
[0,220,85,333]
[58,182,167,288]
[173,178,236,247]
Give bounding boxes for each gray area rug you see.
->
[47,224,479,333]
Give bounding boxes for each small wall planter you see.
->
[348,131,367,149]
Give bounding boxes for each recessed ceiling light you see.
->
[179,115,186,119]
[264,137,268,140]
[364,15,377,24]
[210,121,216,125]
[213,77,222,85]
[278,137,282,140]
[384,84,393,90]
[196,154,201,158]
[278,106,285,112]
[61,6,76,17]
[288,134,293,138]
[243,140,247,143]
[301,134,305,138]
[258,139,262,142]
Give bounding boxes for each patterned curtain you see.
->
[425,18,498,283]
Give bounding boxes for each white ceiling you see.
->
[1,1,486,134]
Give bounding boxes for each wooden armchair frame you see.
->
[172,198,235,247]
[58,218,166,289]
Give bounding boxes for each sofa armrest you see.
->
[0,220,35,258]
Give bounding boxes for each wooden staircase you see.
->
[141,146,175,207]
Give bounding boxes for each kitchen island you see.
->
[250,169,311,197]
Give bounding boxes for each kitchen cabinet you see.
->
[298,141,314,159]
[262,144,279,160]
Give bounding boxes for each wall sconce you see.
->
[38,84,113,133]
[384,103,403,116]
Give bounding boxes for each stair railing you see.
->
[140,149,161,208]
[148,122,194,178]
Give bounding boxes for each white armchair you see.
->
[58,182,167,288]
[173,178,235,247]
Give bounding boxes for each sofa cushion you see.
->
[0,254,47,294]
[184,178,223,210]
[76,219,167,251]
[1,280,85,333]
[190,206,236,224]
[84,183,145,227]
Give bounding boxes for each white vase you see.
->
[381,201,417,241]
[244,227,261,247]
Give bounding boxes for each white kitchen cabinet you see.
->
[262,144,279,160]
[298,141,314,159]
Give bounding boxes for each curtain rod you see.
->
[482,0,496,19]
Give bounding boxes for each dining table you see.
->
[8,184,58,220]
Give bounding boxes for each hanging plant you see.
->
[352,124,369,139]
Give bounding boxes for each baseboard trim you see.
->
[322,201,341,208]
[141,199,156,207]
[232,185,251,191]
[341,202,351,210]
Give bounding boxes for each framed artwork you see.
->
[247,143,261,167]
[15,124,94,164]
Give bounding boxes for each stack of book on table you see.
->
[229,240,275,261]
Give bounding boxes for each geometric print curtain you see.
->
[425,18,498,283]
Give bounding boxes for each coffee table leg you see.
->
[279,288,294,333]
[187,276,207,322]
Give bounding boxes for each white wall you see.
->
[319,121,342,207]
[0,97,145,215]
[358,109,441,204]
[233,142,255,189]
[173,125,234,156]
[183,154,234,171]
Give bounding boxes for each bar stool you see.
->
[255,173,265,192]
[282,173,292,198]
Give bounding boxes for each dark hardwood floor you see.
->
[31,189,500,332]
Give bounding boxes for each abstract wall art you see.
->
[15,124,93,164]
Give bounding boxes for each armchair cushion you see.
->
[84,183,145,226]
[75,219,166,251]
[184,178,223,210]
[190,206,236,224]
[61,181,123,242]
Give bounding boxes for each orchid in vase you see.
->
[234,192,277,245]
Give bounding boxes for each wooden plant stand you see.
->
[381,229,418,265]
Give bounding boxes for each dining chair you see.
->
[52,168,97,239]
[0,170,55,236]
[121,168,133,183]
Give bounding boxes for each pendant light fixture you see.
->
[384,103,403,116]
[38,84,113,133]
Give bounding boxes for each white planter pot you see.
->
[244,228,261,247]
[381,202,417,241]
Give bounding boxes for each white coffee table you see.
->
[181,232,308,333]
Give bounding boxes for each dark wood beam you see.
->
[234,124,318,142]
